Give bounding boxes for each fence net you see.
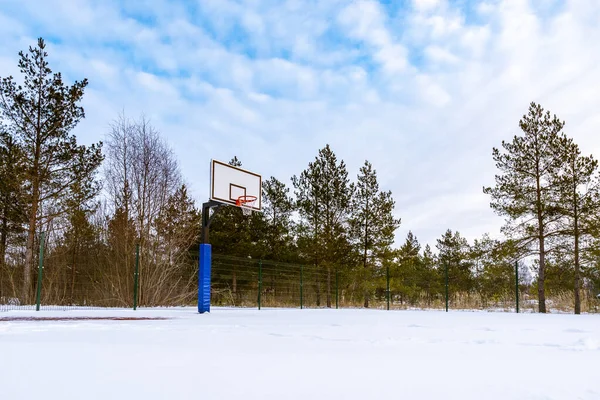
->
[2,245,599,313]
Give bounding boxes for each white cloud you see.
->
[338,0,409,74]
[424,46,460,65]
[415,74,452,106]
[412,0,441,12]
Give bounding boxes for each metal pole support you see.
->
[198,200,219,314]
[133,244,140,310]
[515,260,519,314]
[201,201,222,244]
[35,232,45,311]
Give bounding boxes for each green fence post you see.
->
[386,266,390,311]
[258,260,262,310]
[515,260,519,314]
[300,264,303,310]
[445,261,449,312]
[335,269,339,309]
[133,244,139,310]
[35,232,45,311]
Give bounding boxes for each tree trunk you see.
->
[0,212,7,266]
[23,192,39,304]
[363,202,369,308]
[537,235,547,313]
[535,159,546,314]
[22,56,44,305]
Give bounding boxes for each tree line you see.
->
[1,39,599,312]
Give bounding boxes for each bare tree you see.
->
[103,113,192,306]
[130,116,181,244]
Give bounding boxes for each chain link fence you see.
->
[2,238,599,313]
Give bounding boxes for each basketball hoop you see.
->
[236,195,257,216]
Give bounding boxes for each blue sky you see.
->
[1,0,600,248]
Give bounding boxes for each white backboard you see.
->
[210,159,262,211]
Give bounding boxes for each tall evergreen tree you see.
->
[292,153,325,305]
[0,129,26,266]
[262,177,295,261]
[436,229,473,303]
[0,38,103,301]
[584,238,600,299]
[155,184,200,266]
[394,231,422,306]
[470,235,518,307]
[420,244,440,305]
[542,249,575,297]
[552,136,599,314]
[105,206,137,305]
[349,160,400,307]
[293,144,353,307]
[484,102,565,313]
[61,192,101,305]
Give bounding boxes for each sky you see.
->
[1,0,599,249]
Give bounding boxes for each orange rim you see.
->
[236,195,257,207]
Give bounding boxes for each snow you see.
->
[1,307,599,400]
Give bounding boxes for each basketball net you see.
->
[236,196,257,216]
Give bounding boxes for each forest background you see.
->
[1,39,599,314]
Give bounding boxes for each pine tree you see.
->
[436,229,473,304]
[552,136,599,314]
[293,145,354,307]
[59,171,102,305]
[542,249,575,298]
[0,130,26,266]
[292,154,325,305]
[0,38,103,302]
[421,244,439,306]
[292,156,321,252]
[151,183,200,303]
[155,184,200,266]
[349,161,400,307]
[470,235,517,307]
[484,102,565,313]
[262,177,295,261]
[61,193,100,305]
[105,206,137,305]
[394,231,421,306]
[584,238,600,300]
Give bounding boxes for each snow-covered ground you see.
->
[1,307,599,400]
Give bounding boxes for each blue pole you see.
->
[198,244,212,313]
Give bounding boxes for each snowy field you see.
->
[1,307,599,400]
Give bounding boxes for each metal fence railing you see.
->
[2,238,599,313]
[211,254,333,309]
